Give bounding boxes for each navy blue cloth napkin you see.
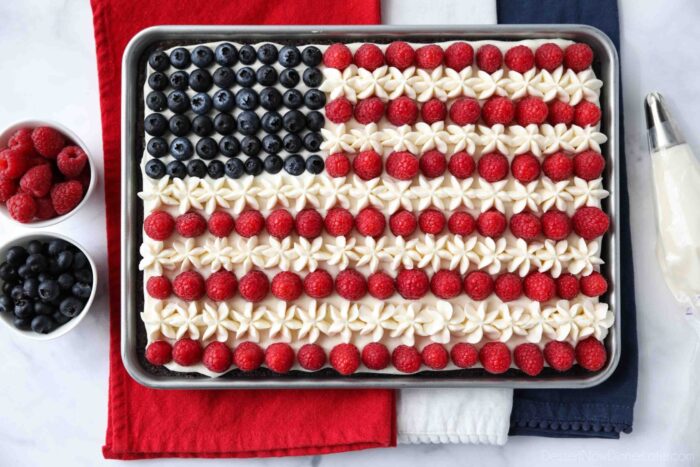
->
[498,0,639,438]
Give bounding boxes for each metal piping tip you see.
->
[645,92,685,152]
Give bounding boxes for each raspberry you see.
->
[304,269,334,298]
[145,341,172,366]
[476,44,502,73]
[389,210,417,237]
[464,271,494,300]
[144,210,175,240]
[206,270,238,301]
[422,343,449,369]
[56,146,88,178]
[514,343,544,376]
[353,150,383,180]
[386,97,419,126]
[479,342,511,374]
[325,96,353,124]
[298,344,326,371]
[451,343,478,368]
[505,45,535,73]
[271,271,303,301]
[421,98,447,124]
[444,42,474,70]
[523,272,556,302]
[172,271,205,301]
[541,210,572,240]
[542,151,573,181]
[353,43,384,71]
[386,150,419,180]
[0,148,30,179]
[556,273,580,299]
[482,96,515,126]
[19,164,52,198]
[330,343,360,375]
[172,338,203,366]
[234,342,265,371]
[265,342,295,374]
[572,207,609,240]
[324,207,354,236]
[203,342,232,373]
[354,97,385,124]
[478,151,509,182]
[515,96,548,126]
[564,43,593,72]
[323,43,352,70]
[477,209,507,238]
[238,270,269,302]
[510,212,542,241]
[396,269,429,299]
[264,209,294,239]
[511,153,541,183]
[295,209,323,238]
[580,272,608,297]
[535,43,564,71]
[356,207,385,237]
[385,41,415,70]
[415,44,444,69]
[31,127,65,159]
[176,211,207,237]
[34,197,56,220]
[8,128,36,157]
[574,101,601,127]
[0,176,17,202]
[367,271,395,299]
[50,180,83,215]
[326,152,351,177]
[573,150,605,180]
[362,342,390,370]
[335,269,367,300]
[418,208,446,234]
[544,341,575,371]
[494,273,523,301]
[575,337,607,371]
[449,97,481,125]
[431,269,462,299]
[146,275,171,299]
[448,211,475,235]
[208,211,235,237]
[448,151,475,179]
[548,100,575,125]
[392,345,421,373]
[420,150,447,178]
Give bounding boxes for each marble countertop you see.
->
[0,0,698,465]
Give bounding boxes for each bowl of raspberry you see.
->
[0,232,97,340]
[0,120,95,226]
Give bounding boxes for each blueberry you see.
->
[306,111,325,131]
[74,268,92,284]
[59,297,83,318]
[0,263,17,282]
[191,92,213,115]
[264,154,284,174]
[72,251,88,270]
[3,282,12,295]
[146,91,167,111]
[167,90,190,114]
[303,132,323,152]
[284,154,306,175]
[303,67,322,87]
[244,157,263,176]
[144,113,167,136]
[6,246,28,267]
[225,158,245,178]
[261,111,283,133]
[215,42,238,66]
[238,44,256,64]
[37,272,51,283]
[57,273,75,291]
[189,68,213,92]
[304,89,326,110]
[17,264,33,279]
[191,45,214,68]
[241,136,262,157]
[22,278,39,298]
[169,47,191,69]
[219,135,241,157]
[11,285,24,301]
[283,89,303,109]
[26,254,48,274]
[306,155,325,174]
[278,45,301,67]
[261,134,282,154]
[148,51,169,71]
[147,138,168,158]
[34,301,55,316]
[235,88,259,111]
[13,317,31,330]
[72,282,92,299]
[53,311,71,325]
[169,114,191,137]
[235,67,256,87]
[213,67,236,88]
[301,46,322,66]
[145,159,166,179]
[212,89,235,112]
[192,115,214,137]
[282,133,303,152]
[169,70,189,90]
[47,258,62,276]
[283,110,306,133]
[27,241,42,255]
[148,72,168,91]
[214,113,236,135]
[166,161,187,179]
[279,69,300,88]
[208,160,225,179]
[0,295,12,313]
[56,250,73,271]
[195,137,218,159]
[237,111,261,135]
[38,280,60,302]
[170,137,194,161]
[14,299,34,320]
[31,315,55,334]
[187,159,207,178]
[260,87,282,111]
[256,65,278,86]
[257,44,278,64]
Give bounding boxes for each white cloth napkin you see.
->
[382,0,512,446]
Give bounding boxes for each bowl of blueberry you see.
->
[0,233,97,339]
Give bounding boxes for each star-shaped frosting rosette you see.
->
[382,66,418,99]
[547,300,581,342]
[566,177,609,208]
[319,65,359,102]
[292,237,325,272]
[447,235,480,274]
[232,303,270,343]
[568,125,608,152]
[170,177,204,214]
[505,68,543,100]
[476,237,512,274]
[193,177,234,214]
[384,236,421,270]
[328,302,363,344]
[358,303,396,342]
[412,121,450,153]
[378,179,416,212]
[390,303,423,346]
[321,123,355,153]
[320,236,358,271]
[169,238,205,271]
[509,124,546,156]
[440,176,476,210]
[471,69,510,99]
[437,66,477,98]
[506,238,542,277]
[228,237,265,273]
[261,237,295,271]
[257,176,292,210]
[540,123,575,154]
[285,175,321,211]
[266,302,303,343]
[567,238,604,276]
[563,69,603,106]
[319,176,352,210]
[349,176,384,210]
[297,301,331,344]
[492,303,529,342]
[509,180,541,213]
[141,301,178,340]
[165,301,204,340]
[463,301,500,344]
[380,125,419,153]
[474,179,510,212]
[354,236,390,273]
[139,240,174,275]
[538,178,573,212]
[416,234,450,272]
[201,302,238,342]
[536,66,569,102]
[226,176,260,214]
[411,175,447,210]
[138,176,178,209]
[478,124,512,154]
[523,301,558,343]
[419,300,464,344]
[350,65,390,100]
[536,239,570,278]
[573,301,614,341]
[407,66,447,102]
[350,122,383,153]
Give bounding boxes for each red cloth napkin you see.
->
[91,0,396,459]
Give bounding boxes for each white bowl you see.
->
[0,119,96,228]
[0,232,97,340]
